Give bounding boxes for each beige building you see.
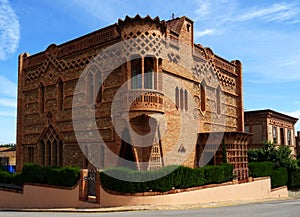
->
[244,109,298,157]
[0,146,16,172]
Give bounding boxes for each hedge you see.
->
[248,161,273,178]
[100,164,233,193]
[271,167,288,188]
[0,163,80,187]
[248,162,288,189]
[288,168,300,189]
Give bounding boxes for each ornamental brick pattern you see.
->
[17,15,250,180]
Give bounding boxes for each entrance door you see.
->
[118,128,137,170]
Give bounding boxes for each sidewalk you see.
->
[0,197,296,213]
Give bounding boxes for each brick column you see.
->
[79,169,88,201]
[96,170,101,204]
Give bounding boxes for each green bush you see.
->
[12,173,23,185]
[100,164,232,193]
[0,171,13,183]
[248,161,273,178]
[22,163,45,184]
[203,165,225,184]
[44,166,61,186]
[288,168,300,189]
[59,166,81,187]
[271,167,288,188]
[249,161,288,189]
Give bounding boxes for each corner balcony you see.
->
[121,89,164,114]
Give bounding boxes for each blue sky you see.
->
[0,0,299,143]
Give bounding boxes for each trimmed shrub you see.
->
[22,163,45,184]
[271,167,288,188]
[0,171,13,183]
[203,165,225,184]
[100,164,232,193]
[248,161,273,178]
[220,164,234,182]
[12,173,23,185]
[43,166,61,186]
[59,166,81,187]
[288,168,300,189]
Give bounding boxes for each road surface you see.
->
[0,199,300,217]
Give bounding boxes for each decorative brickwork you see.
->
[17,15,249,180]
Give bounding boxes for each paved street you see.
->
[0,199,300,217]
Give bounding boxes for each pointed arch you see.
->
[216,86,221,115]
[57,78,64,112]
[200,81,206,112]
[39,83,45,114]
[118,128,137,170]
[175,87,179,109]
[38,124,63,166]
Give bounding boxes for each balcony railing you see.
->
[121,89,164,113]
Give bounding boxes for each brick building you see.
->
[244,109,298,157]
[16,15,250,180]
[296,131,300,155]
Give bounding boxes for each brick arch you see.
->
[38,124,63,167]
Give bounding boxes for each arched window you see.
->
[87,73,94,104]
[39,83,44,113]
[57,78,63,111]
[175,87,179,109]
[180,88,184,110]
[144,57,154,89]
[95,70,102,103]
[184,90,188,111]
[216,86,221,115]
[47,141,51,166]
[200,82,206,112]
[39,125,63,167]
[131,58,142,89]
[40,141,45,166]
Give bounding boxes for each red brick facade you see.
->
[16,15,250,180]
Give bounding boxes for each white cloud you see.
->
[193,1,300,38]
[284,110,300,131]
[0,0,20,60]
[239,3,299,23]
[195,28,216,37]
[0,98,16,107]
[0,75,17,97]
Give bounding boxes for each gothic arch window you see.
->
[200,81,206,112]
[40,141,45,165]
[95,69,103,103]
[184,89,188,111]
[131,58,142,89]
[130,56,157,90]
[39,125,63,166]
[57,78,63,112]
[87,66,103,105]
[175,87,179,108]
[118,128,137,170]
[39,83,44,113]
[144,57,154,89]
[180,88,184,110]
[216,86,221,115]
[87,73,94,104]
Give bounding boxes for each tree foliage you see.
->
[248,141,298,169]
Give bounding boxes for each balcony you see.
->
[121,89,164,114]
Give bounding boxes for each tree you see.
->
[248,141,298,169]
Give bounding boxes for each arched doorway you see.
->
[118,128,137,170]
